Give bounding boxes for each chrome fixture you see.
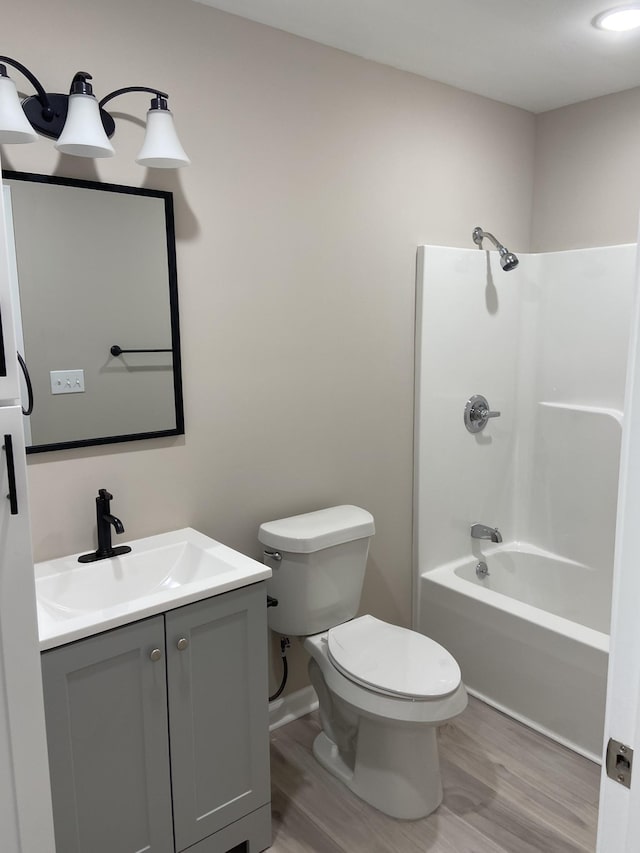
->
[471,523,502,543]
[264,549,283,562]
[606,738,634,788]
[475,561,490,579]
[464,394,501,433]
[0,56,189,167]
[472,226,519,271]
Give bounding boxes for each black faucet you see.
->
[78,489,132,563]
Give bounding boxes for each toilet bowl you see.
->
[259,505,467,819]
[305,617,467,819]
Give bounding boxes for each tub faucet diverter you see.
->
[471,523,502,543]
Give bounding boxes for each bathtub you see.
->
[418,544,609,761]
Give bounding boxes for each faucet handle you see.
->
[479,407,501,420]
[464,395,501,433]
[98,488,113,501]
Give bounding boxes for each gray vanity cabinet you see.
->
[166,586,271,850]
[41,582,271,853]
[41,615,174,853]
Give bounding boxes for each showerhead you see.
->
[500,251,519,271]
[472,226,519,272]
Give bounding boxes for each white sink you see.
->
[35,528,271,650]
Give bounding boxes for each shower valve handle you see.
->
[464,395,501,433]
[479,407,501,420]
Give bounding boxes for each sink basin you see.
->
[39,541,237,612]
[35,528,271,650]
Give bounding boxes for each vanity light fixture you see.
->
[0,57,190,168]
[593,4,640,31]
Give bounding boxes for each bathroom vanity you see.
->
[35,529,272,853]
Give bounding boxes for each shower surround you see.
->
[414,243,637,760]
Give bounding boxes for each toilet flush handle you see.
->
[264,550,282,562]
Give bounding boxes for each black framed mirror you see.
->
[2,171,184,453]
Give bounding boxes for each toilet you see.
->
[259,505,467,820]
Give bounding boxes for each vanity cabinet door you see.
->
[41,616,174,853]
[166,583,270,851]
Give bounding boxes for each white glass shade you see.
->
[136,109,190,168]
[0,76,37,143]
[54,93,114,158]
[594,5,640,30]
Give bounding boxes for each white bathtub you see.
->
[418,544,609,761]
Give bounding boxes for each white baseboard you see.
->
[269,685,318,732]
[466,687,602,765]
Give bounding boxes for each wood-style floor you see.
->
[268,697,600,852]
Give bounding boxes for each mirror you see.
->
[2,171,184,453]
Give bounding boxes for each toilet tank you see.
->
[258,505,375,636]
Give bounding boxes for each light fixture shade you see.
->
[594,5,640,30]
[0,76,37,143]
[136,109,190,168]
[54,93,114,158]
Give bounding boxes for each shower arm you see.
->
[472,227,504,252]
[472,226,519,271]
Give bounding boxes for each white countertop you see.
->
[36,528,271,650]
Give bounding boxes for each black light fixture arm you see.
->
[0,57,189,165]
[0,63,171,141]
[99,86,170,110]
[1,64,116,140]
[0,55,54,121]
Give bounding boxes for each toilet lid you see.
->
[327,615,461,699]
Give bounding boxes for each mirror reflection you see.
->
[2,172,184,452]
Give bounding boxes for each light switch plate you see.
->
[50,369,85,395]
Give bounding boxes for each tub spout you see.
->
[471,523,502,543]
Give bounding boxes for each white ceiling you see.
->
[193,0,640,113]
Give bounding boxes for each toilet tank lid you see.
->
[258,505,375,553]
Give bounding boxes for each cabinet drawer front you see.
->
[41,616,174,853]
[166,584,270,850]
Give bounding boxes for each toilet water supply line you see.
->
[269,636,290,702]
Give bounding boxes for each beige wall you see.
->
[2,0,537,695]
[532,86,640,252]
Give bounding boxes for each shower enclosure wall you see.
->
[414,243,637,761]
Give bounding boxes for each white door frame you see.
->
[597,232,640,850]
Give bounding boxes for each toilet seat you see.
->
[327,615,461,699]
[305,630,467,726]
